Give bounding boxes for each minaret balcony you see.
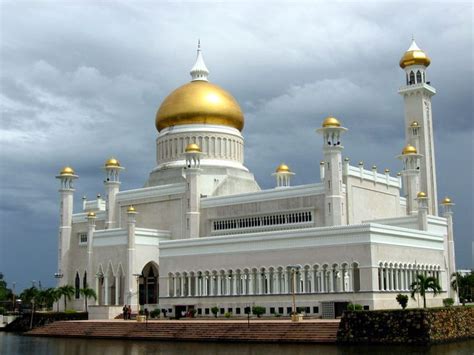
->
[398,82,436,95]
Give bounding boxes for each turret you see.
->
[398,144,422,215]
[416,192,428,231]
[103,158,124,229]
[55,166,78,286]
[441,197,457,300]
[316,117,348,226]
[126,205,137,307]
[272,164,294,188]
[86,211,96,301]
[184,144,203,238]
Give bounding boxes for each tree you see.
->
[211,306,219,318]
[252,306,266,318]
[20,286,38,307]
[0,273,12,302]
[410,274,442,308]
[36,288,58,310]
[80,287,97,313]
[396,294,409,309]
[58,285,75,311]
[451,272,474,303]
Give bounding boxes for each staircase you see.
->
[27,320,340,343]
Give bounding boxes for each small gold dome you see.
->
[156,81,244,132]
[358,161,364,166]
[105,157,120,168]
[417,191,427,198]
[320,161,325,166]
[410,121,420,128]
[322,116,341,128]
[60,166,75,176]
[275,163,290,173]
[441,197,452,204]
[402,144,417,155]
[384,168,390,173]
[87,211,96,218]
[372,165,377,170]
[127,205,136,213]
[400,41,431,68]
[185,143,201,153]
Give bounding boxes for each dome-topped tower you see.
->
[155,42,244,132]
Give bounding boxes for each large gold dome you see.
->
[155,81,244,132]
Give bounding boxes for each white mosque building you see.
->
[55,40,457,319]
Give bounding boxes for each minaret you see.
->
[103,158,124,229]
[398,144,422,215]
[126,205,137,307]
[441,197,457,299]
[272,164,294,188]
[184,143,203,238]
[55,166,78,286]
[316,117,347,226]
[399,39,438,215]
[86,211,96,291]
[416,192,428,231]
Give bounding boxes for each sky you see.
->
[0,1,472,292]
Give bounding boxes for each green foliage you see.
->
[58,285,75,310]
[150,309,161,318]
[252,306,266,318]
[451,272,474,302]
[64,309,77,314]
[0,273,13,302]
[211,306,219,318]
[443,298,454,307]
[410,274,442,308]
[396,294,409,309]
[79,287,97,313]
[20,286,39,306]
[347,303,363,311]
[224,312,232,318]
[0,307,5,315]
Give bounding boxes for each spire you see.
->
[407,38,421,52]
[190,39,209,82]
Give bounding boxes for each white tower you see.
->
[316,117,347,226]
[126,205,138,307]
[55,166,78,286]
[398,144,422,215]
[441,197,457,300]
[399,40,438,215]
[272,164,295,188]
[184,143,203,238]
[86,211,96,292]
[103,157,124,229]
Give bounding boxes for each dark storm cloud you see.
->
[1,1,472,291]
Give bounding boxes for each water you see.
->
[0,332,472,355]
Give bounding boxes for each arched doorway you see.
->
[139,262,159,305]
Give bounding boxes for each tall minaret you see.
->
[399,39,438,215]
[184,143,203,238]
[55,166,78,286]
[316,117,347,226]
[103,158,124,229]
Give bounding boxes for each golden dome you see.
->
[87,211,96,218]
[275,163,291,173]
[127,205,136,213]
[60,166,75,176]
[417,192,427,198]
[402,144,417,155]
[185,143,201,153]
[322,116,341,128]
[400,41,431,68]
[410,121,420,128]
[384,168,390,173]
[156,81,244,132]
[105,157,120,168]
[441,197,452,204]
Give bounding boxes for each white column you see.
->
[95,277,100,305]
[329,270,334,292]
[188,276,192,296]
[167,277,172,297]
[115,275,120,305]
[104,276,109,306]
[217,275,222,296]
[249,273,254,295]
[232,274,238,295]
[257,272,262,295]
[275,272,280,294]
[226,274,231,295]
[173,277,177,297]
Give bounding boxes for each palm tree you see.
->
[58,285,75,311]
[410,274,442,308]
[51,288,62,312]
[80,287,97,313]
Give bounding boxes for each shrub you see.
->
[443,298,454,307]
[274,313,282,317]
[189,309,197,318]
[297,307,306,314]
[211,306,219,318]
[64,309,76,314]
[0,307,5,315]
[252,306,266,318]
[150,309,160,318]
[396,294,409,309]
[347,303,363,311]
[224,312,232,318]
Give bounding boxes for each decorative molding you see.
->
[347,165,400,188]
[116,183,186,203]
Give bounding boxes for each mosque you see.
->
[55,40,457,319]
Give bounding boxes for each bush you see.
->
[274,313,282,317]
[211,306,219,318]
[0,307,5,315]
[189,309,197,318]
[150,309,160,318]
[347,303,363,311]
[224,312,232,318]
[443,298,454,307]
[252,306,266,318]
[297,307,306,314]
[396,294,409,309]
[64,309,76,314]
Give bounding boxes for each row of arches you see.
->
[378,262,441,291]
[167,263,360,297]
[406,70,426,85]
[158,135,244,163]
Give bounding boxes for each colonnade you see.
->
[167,263,360,297]
[378,262,441,291]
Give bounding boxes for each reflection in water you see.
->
[1,333,473,355]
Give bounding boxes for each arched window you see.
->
[83,271,87,289]
[409,71,415,84]
[416,71,422,83]
[75,272,80,299]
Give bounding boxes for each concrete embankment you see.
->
[26,319,340,343]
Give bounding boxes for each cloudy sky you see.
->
[1,1,472,291]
